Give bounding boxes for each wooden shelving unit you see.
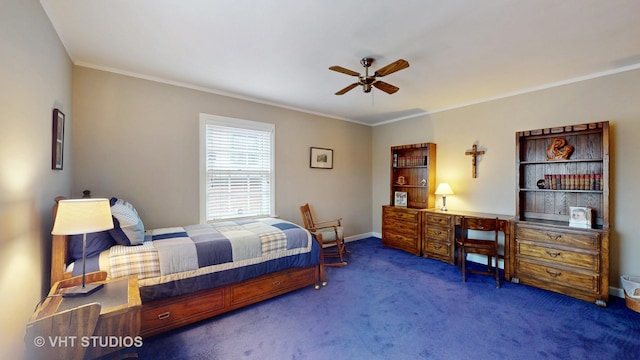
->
[510,121,610,306]
[381,143,436,255]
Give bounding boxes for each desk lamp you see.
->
[51,198,113,297]
[435,183,454,211]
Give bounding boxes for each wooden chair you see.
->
[455,216,501,287]
[300,203,348,267]
[25,303,101,360]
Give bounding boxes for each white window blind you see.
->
[200,114,274,222]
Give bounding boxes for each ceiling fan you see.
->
[329,57,409,95]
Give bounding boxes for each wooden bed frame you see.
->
[50,197,326,337]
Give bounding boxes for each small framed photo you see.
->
[51,108,65,170]
[310,147,333,169]
[569,207,592,228]
[394,191,408,207]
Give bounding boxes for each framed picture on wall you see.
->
[310,147,333,169]
[51,108,65,170]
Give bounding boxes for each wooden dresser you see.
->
[423,210,455,264]
[511,222,608,306]
[382,206,423,255]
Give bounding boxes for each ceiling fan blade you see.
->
[373,81,399,94]
[374,59,410,77]
[335,83,359,95]
[329,66,360,77]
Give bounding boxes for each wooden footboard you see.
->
[50,197,326,338]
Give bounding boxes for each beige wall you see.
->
[72,67,373,237]
[372,69,640,290]
[0,0,73,358]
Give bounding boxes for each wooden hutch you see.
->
[510,121,610,306]
[381,143,436,255]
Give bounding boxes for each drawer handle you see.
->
[546,269,561,277]
[545,250,561,258]
[433,244,442,249]
[545,233,562,241]
[434,231,441,236]
[157,311,171,320]
[272,281,282,286]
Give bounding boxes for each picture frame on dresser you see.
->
[310,147,333,169]
[569,206,592,228]
[394,191,407,207]
[51,108,65,170]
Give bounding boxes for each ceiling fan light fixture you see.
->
[330,57,409,95]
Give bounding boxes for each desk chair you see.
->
[456,216,500,287]
[300,203,348,267]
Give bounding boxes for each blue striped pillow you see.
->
[109,197,145,246]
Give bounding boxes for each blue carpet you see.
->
[137,237,640,359]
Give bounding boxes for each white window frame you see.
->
[199,113,275,223]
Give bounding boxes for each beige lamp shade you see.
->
[435,183,454,195]
[52,198,114,235]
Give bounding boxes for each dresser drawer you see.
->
[515,224,600,249]
[425,226,450,242]
[516,240,599,271]
[383,231,419,246]
[383,229,420,255]
[230,267,317,306]
[424,240,452,258]
[426,214,452,227]
[142,287,225,331]
[515,259,600,293]
[383,207,420,222]
[383,218,418,235]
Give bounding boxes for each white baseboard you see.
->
[346,232,377,242]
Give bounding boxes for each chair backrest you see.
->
[299,203,315,230]
[25,302,101,360]
[460,216,500,245]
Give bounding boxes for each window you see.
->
[200,114,275,222]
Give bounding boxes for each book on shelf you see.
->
[394,155,428,167]
[542,173,602,190]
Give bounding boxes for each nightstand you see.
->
[26,272,141,359]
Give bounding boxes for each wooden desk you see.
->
[27,273,141,359]
[423,209,514,279]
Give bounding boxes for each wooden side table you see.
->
[26,272,141,359]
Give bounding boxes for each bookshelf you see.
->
[511,121,610,306]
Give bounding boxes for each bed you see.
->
[50,196,326,337]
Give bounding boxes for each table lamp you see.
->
[435,183,454,211]
[51,198,114,297]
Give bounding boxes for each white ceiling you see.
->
[40,0,640,126]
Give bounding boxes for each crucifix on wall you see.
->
[465,144,485,178]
